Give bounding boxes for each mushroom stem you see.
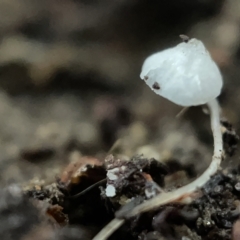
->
[93,98,223,240]
[93,219,125,240]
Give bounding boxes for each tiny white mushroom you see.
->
[93,37,224,240]
[124,38,224,216]
[140,38,223,107]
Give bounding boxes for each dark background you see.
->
[0,0,239,187]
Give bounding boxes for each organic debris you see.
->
[24,145,240,240]
[104,155,168,200]
[46,205,68,226]
[59,154,106,195]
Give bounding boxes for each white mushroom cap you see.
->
[140,38,223,107]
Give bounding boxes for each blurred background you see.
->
[0,0,239,186]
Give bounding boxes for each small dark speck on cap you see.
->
[144,76,148,81]
[152,82,160,90]
[179,34,189,43]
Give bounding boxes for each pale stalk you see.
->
[93,98,223,240]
